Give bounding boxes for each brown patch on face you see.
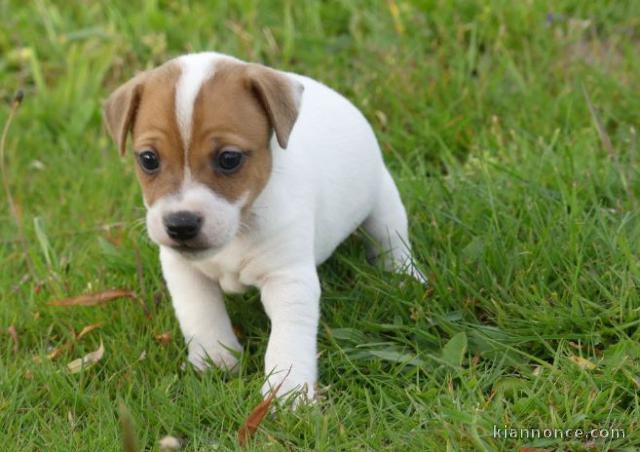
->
[105,57,302,213]
[189,61,273,209]
[130,63,184,205]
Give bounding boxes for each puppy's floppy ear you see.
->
[245,64,303,149]
[103,72,147,156]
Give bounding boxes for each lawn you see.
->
[1,0,640,450]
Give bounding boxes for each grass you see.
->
[1,0,640,449]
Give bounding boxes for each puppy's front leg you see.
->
[160,248,242,371]
[260,267,320,402]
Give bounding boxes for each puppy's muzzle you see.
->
[164,211,203,242]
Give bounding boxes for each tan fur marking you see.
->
[189,61,274,208]
[104,72,146,156]
[105,57,302,211]
[244,63,302,149]
[130,63,184,205]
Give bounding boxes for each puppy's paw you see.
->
[187,341,241,372]
[404,265,428,286]
[261,371,316,407]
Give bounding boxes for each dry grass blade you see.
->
[154,332,172,345]
[1,90,37,280]
[47,341,74,360]
[569,355,596,370]
[47,322,103,360]
[76,322,103,340]
[67,340,105,373]
[583,86,615,158]
[132,244,152,318]
[237,369,290,446]
[48,289,138,307]
[387,0,405,35]
[7,325,18,353]
[118,401,139,452]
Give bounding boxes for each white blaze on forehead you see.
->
[174,54,217,151]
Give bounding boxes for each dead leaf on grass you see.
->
[7,325,18,353]
[47,341,74,360]
[569,355,596,370]
[154,332,172,345]
[76,322,103,340]
[48,289,138,307]
[67,340,104,373]
[47,322,103,360]
[237,369,290,446]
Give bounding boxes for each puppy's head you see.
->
[103,54,303,258]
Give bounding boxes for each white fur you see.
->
[174,53,241,161]
[146,182,244,253]
[154,52,426,402]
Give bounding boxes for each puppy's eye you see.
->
[137,149,160,174]
[215,148,245,174]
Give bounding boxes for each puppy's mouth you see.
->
[168,241,221,260]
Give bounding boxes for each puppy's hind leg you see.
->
[362,168,427,284]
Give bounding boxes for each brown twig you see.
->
[0,90,37,280]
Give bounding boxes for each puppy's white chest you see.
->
[220,270,250,294]
[192,243,255,294]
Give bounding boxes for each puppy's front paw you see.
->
[187,341,241,372]
[261,370,316,406]
[405,265,428,285]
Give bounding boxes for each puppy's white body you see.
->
[108,52,423,401]
[190,71,385,283]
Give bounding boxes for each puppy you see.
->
[104,52,425,402]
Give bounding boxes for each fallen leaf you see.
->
[48,322,103,360]
[569,355,596,370]
[154,332,172,345]
[159,435,182,451]
[47,341,74,360]
[238,370,290,446]
[67,340,105,373]
[48,289,138,307]
[76,322,103,340]
[7,325,18,353]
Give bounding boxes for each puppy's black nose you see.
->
[164,211,203,241]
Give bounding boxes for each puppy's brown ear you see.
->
[245,65,303,149]
[103,72,147,156]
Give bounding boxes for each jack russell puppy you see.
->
[104,52,425,402]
